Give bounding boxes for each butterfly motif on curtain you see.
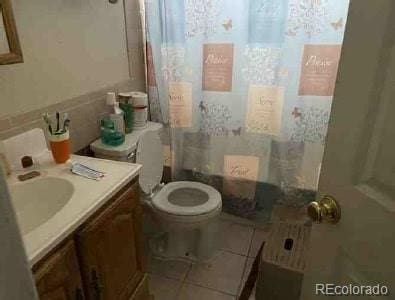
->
[292,107,302,118]
[222,19,232,31]
[199,101,209,114]
[285,29,297,36]
[232,127,242,136]
[331,18,343,30]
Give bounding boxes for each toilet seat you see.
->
[136,131,164,194]
[152,181,221,216]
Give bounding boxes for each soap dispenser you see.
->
[107,92,125,134]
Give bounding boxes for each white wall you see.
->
[0,0,130,119]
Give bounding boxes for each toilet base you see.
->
[148,219,220,262]
[141,187,222,262]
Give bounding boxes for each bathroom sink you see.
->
[9,177,74,234]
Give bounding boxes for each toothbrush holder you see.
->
[49,131,70,164]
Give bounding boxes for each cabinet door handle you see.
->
[75,287,84,300]
[90,269,104,300]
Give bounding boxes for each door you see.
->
[76,183,146,300]
[34,240,84,300]
[301,1,395,299]
[0,168,38,300]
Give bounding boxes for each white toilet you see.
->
[91,122,222,261]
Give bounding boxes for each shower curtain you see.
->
[144,0,349,220]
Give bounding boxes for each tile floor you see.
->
[147,206,306,300]
[147,219,271,300]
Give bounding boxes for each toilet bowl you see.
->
[136,130,222,260]
[90,122,222,261]
[150,181,222,231]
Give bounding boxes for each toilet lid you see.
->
[136,131,163,194]
[152,181,222,216]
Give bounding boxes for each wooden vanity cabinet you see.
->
[34,240,84,300]
[33,180,150,300]
[76,182,146,300]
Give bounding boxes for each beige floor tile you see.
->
[186,251,246,295]
[219,221,254,255]
[148,256,191,280]
[148,274,182,300]
[248,227,271,258]
[178,283,236,300]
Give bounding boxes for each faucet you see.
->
[0,153,11,176]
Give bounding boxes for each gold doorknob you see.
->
[307,195,341,224]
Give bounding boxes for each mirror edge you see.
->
[0,0,23,65]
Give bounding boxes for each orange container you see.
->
[49,131,70,164]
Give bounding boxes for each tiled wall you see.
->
[0,0,146,153]
[0,78,145,153]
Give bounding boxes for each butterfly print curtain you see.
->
[145,0,350,221]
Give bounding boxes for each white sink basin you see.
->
[9,177,74,234]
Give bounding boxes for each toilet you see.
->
[90,122,222,261]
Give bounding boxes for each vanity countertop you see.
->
[7,152,141,266]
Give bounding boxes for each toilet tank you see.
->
[90,122,163,162]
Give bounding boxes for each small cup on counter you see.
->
[49,131,70,164]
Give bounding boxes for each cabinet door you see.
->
[77,183,145,300]
[34,240,85,300]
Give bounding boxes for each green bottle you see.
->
[100,117,125,146]
[119,93,133,133]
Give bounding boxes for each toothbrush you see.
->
[42,113,53,134]
[56,111,60,133]
[63,113,70,133]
